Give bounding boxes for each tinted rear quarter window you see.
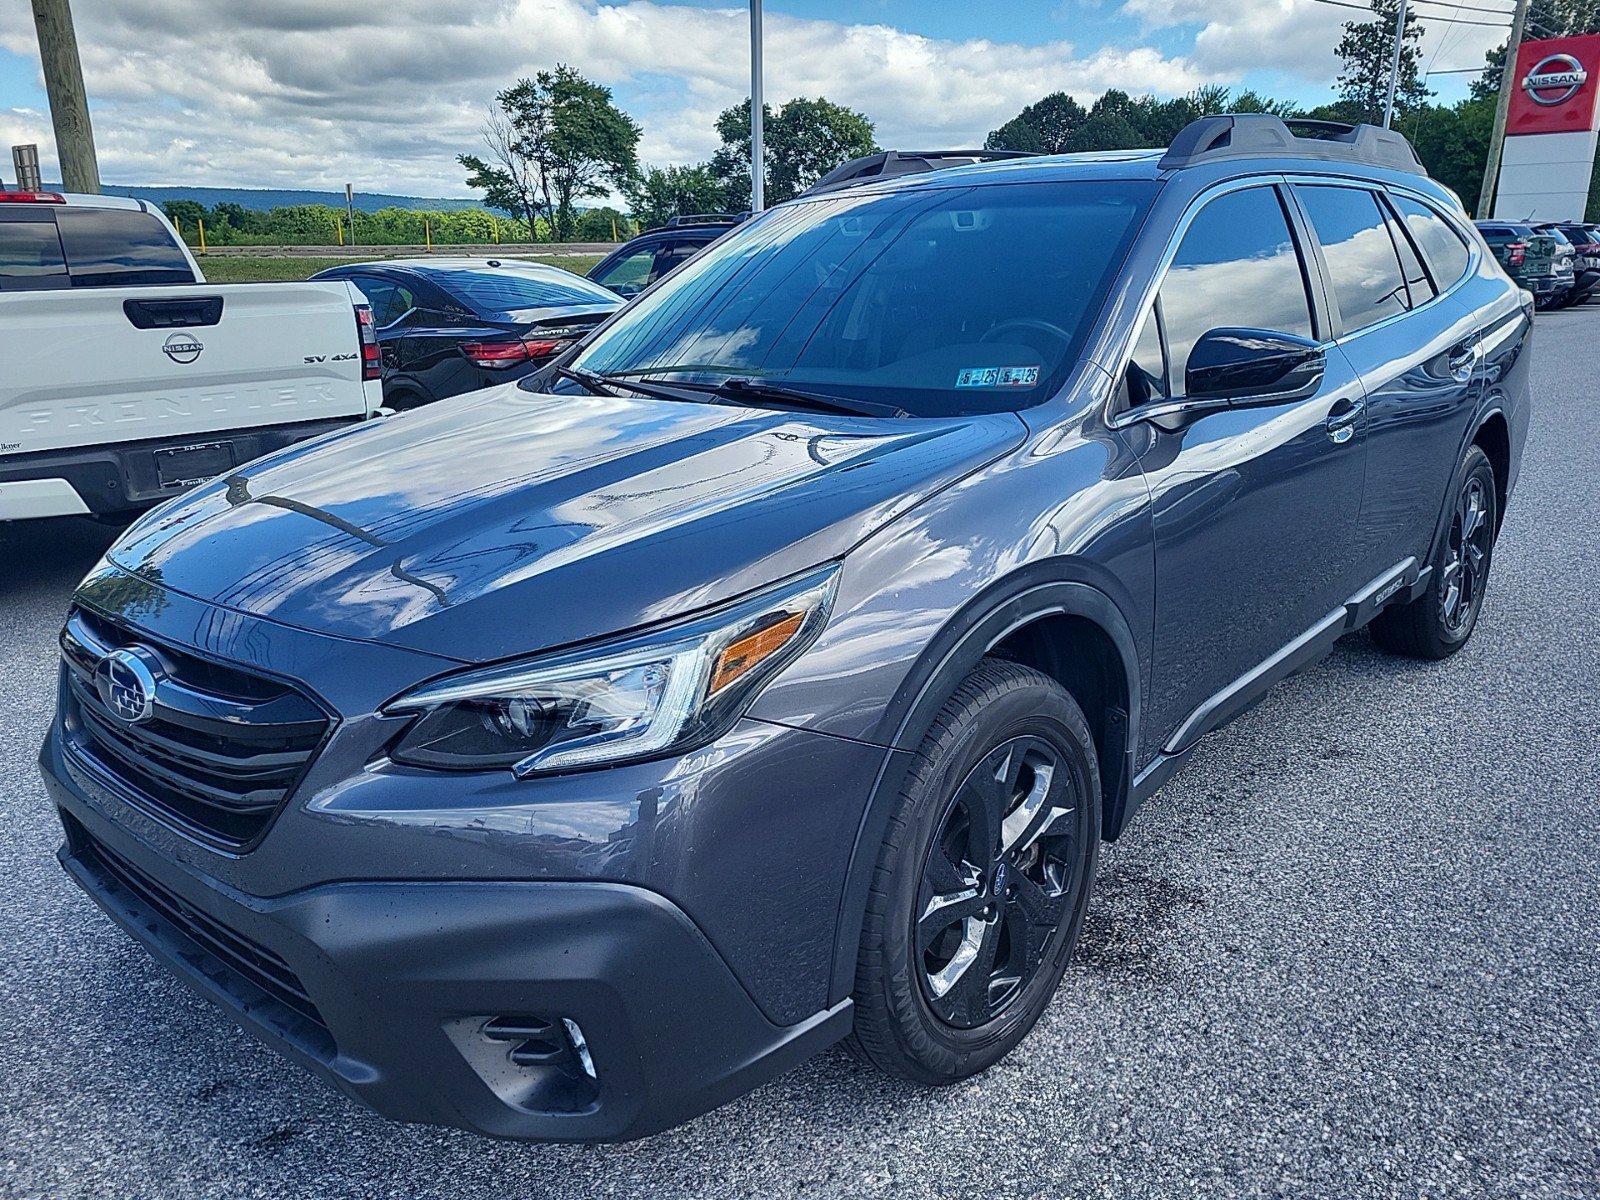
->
[54,207,196,287]
[0,210,69,290]
[1296,185,1409,334]
[1392,195,1471,289]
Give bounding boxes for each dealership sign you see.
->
[1522,54,1587,106]
[1495,34,1600,222]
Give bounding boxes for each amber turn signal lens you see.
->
[708,612,805,697]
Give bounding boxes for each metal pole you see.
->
[29,0,99,193]
[749,0,764,213]
[346,183,358,249]
[1477,0,1532,218]
[1382,0,1410,128]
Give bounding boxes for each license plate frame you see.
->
[154,440,236,489]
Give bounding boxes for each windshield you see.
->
[568,180,1156,416]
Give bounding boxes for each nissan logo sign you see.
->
[1522,53,1588,106]
[162,332,204,364]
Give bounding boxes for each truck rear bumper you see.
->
[0,417,361,518]
[45,743,852,1143]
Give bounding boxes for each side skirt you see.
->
[1122,556,1421,825]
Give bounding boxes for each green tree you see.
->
[464,66,641,241]
[1335,0,1430,123]
[710,96,876,207]
[626,163,729,229]
[460,102,543,236]
[985,92,1088,152]
[161,199,204,237]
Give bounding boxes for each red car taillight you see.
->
[1506,241,1526,267]
[461,336,573,369]
[354,303,381,381]
[0,190,64,203]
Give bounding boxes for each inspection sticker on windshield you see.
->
[956,366,1038,388]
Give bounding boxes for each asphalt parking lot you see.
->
[2,305,1597,1200]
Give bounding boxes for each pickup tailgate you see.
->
[0,281,377,457]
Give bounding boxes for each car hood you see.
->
[108,384,1022,664]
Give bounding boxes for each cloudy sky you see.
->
[0,0,1506,198]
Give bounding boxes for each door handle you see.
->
[1325,399,1364,445]
[1447,341,1479,382]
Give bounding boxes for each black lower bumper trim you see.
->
[46,760,852,1143]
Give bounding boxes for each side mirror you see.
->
[1184,327,1325,406]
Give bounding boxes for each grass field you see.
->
[198,253,605,283]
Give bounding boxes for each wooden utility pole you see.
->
[30,0,100,193]
[1382,0,1410,128]
[1478,0,1533,218]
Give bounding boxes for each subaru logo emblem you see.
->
[162,332,204,364]
[94,647,160,725]
[992,860,1010,896]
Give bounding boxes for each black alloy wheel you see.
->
[845,659,1100,1084]
[915,736,1084,1029]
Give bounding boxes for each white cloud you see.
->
[0,0,1224,196]
[1123,0,1502,91]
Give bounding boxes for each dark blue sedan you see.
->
[311,258,622,408]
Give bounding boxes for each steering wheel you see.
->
[980,318,1073,354]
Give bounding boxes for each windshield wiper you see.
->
[635,374,906,419]
[554,364,705,405]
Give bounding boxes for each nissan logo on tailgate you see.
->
[162,332,204,364]
[1522,53,1588,106]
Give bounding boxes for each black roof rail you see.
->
[801,149,1038,197]
[1158,113,1425,175]
[663,211,747,228]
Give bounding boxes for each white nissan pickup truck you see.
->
[0,190,384,522]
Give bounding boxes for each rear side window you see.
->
[350,276,415,327]
[0,211,69,290]
[54,207,196,287]
[1296,186,1409,334]
[1391,196,1471,292]
[1159,186,1315,395]
[1382,202,1435,305]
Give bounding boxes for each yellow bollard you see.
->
[335,219,344,247]
[493,217,500,244]
[611,216,618,242]
[197,218,207,256]
[425,219,432,253]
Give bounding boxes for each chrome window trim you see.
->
[1105,172,1482,431]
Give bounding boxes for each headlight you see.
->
[385,565,838,775]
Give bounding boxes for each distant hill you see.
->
[46,183,490,214]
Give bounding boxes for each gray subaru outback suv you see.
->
[42,115,1529,1141]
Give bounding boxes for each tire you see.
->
[1370,444,1498,660]
[844,658,1100,1085]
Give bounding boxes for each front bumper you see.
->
[47,759,851,1142]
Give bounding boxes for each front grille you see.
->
[69,816,336,1062]
[60,606,331,852]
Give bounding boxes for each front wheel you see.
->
[844,659,1099,1084]
[1371,444,1498,660]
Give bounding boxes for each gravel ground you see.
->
[2,306,1596,1200]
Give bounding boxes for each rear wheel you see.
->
[1371,444,1498,660]
[845,659,1099,1084]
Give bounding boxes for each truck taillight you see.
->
[461,336,572,369]
[1506,242,1526,267]
[0,190,64,203]
[354,303,382,381]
